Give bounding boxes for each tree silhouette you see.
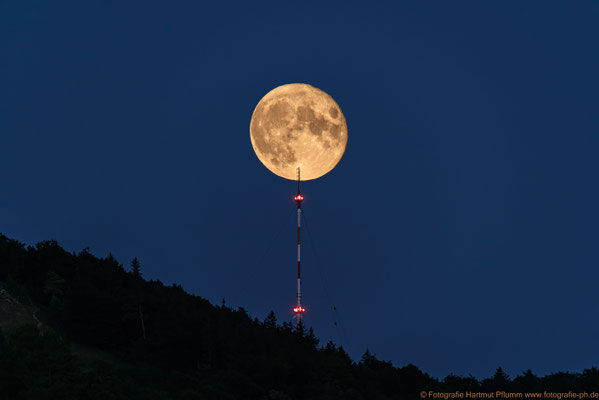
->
[513,369,540,392]
[130,257,142,279]
[130,258,146,340]
[2,232,597,399]
[295,319,306,337]
[482,366,511,391]
[263,311,278,329]
[360,348,376,366]
[305,327,319,347]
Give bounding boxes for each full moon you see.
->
[250,83,348,181]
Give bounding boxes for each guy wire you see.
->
[301,207,353,357]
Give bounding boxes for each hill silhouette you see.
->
[1,233,598,399]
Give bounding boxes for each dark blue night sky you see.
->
[1,1,598,379]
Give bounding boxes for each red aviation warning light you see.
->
[249,85,348,331]
[293,168,305,327]
[249,84,347,182]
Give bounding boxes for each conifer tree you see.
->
[130,257,142,279]
[128,257,145,339]
[263,311,277,329]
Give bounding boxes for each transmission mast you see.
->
[292,167,306,327]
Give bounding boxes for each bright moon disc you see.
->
[250,83,348,181]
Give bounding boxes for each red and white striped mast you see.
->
[292,167,306,327]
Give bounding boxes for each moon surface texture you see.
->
[250,83,348,181]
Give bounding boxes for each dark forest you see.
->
[1,233,598,399]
